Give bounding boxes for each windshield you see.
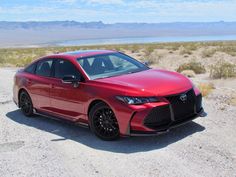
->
[77,52,149,80]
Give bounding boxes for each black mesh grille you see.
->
[166,89,195,121]
[143,89,203,131]
[144,105,171,127]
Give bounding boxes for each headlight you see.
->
[116,96,159,105]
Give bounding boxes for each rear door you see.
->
[30,58,53,111]
[49,59,86,121]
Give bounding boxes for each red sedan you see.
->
[13,50,206,140]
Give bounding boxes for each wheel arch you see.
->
[87,99,108,116]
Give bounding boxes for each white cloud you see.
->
[0,6,55,15]
[0,4,114,22]
[0,0,235,23]
[121,0,236,22]
[85,0,124,5]
[50,0,77,4]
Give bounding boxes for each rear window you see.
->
[35,59,53,77]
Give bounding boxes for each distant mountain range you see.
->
[0,21,236,47]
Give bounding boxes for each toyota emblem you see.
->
[180,94,187,102]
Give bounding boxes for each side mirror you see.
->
[62,75,81,87]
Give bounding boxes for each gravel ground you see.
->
[0,68,236,177]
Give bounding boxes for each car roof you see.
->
[59,50,117,58]
[33,50,118,65]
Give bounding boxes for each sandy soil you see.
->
[0,68,236,177]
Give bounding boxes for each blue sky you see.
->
[0,0,236,23]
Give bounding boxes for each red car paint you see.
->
[13,50,205,136]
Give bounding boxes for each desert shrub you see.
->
[0,41,235,67]
[202,48,217,58]
[165,44,180,51]
[179,47,192,55]
[177,62,206,74]
[230,94,236,106]
[22,57,34,66]
[210,61,236,79]
[145,53,163,65]
[184,43,199,51]
[179,43,199,55]
[146,56,156,65]
[180,70,195,78]
[144,45,156,56]
[180,49,192,55]
[198,82,215,97]
[218,46,236,56]
[0,56,6,64]
[129,45,140,53]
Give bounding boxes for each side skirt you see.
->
[33,109,89,129]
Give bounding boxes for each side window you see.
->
[54,59,81,79]
[25,62,37,74]
[35,59,53,77]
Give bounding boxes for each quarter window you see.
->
[25,62,37,74]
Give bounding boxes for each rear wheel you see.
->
[89,102,120,141]
[19,91,34,117]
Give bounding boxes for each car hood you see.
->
[94,69,193,96]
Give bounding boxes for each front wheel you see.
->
[89,102,120,141]
[19,91,34,117]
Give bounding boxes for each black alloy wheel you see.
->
[19,91,34,117]
[89,102,120,141]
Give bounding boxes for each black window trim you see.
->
[25,57,84,80]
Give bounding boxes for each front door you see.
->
[50,59,86,121]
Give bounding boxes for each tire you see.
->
[19,91,34,117]
[89,102,120,141]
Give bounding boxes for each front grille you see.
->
[144,105,171,128]
[143,89,203,130]
[166,89,195,121]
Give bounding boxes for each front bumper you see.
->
[124,89,206,136]
[130,108,206,136]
